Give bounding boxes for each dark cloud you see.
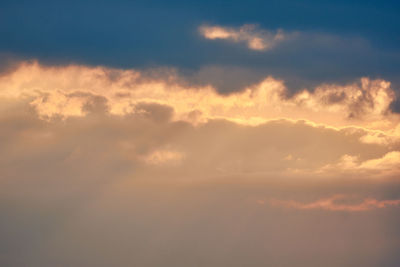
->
[133,102,174,123]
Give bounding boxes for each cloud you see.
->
[319,151,400,177]
[293,78,395,121]
[199,24,292,51]
[1,63,400,180]
[1,61,399,133]
[1,62,400,266]
[142,149,185,166]
[269,195,400,211]
[1,61,399,180]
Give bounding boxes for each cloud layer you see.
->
[1,61,400,266]
[1,61,399,178]
[2,61,399,130]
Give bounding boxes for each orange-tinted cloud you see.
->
[1,61,399,133]
[318,151,400,177]
[1,61,400,179]
[269,195,400,211]
[1,61,400,266]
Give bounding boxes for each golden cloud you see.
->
[1,61,400,266]
[0,61,399,180]
[199,24,288,51]
[1,61,399,132]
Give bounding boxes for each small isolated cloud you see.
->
[199,24,291,51]
[269,195,400,211]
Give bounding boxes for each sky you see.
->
[1,1,400,266]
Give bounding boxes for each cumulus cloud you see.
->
[1,61,400,266]
[2,61,399,132]
[1,61,399,178]
[293,78,395,121]
[199,24,292,51]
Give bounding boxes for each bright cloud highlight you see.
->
[1,61,399,133]
[199,24,290,51]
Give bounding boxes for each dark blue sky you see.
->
[1,0,399,102]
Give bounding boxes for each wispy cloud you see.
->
[268,195,400,211]
[319,151,400,176]
[199,24,292,51]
